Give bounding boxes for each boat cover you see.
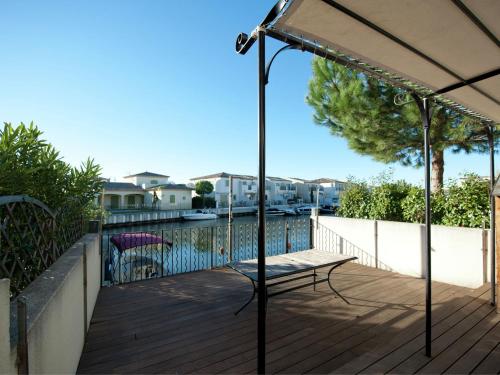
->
[110,232,172,253]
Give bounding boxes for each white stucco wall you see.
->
[158,189,192,210]
[0,233,101,374]
[315,216,490,288]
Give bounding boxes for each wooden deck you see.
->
[78,263,500,374]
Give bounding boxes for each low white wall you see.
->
[0,233,100,375]
[315,216,490,288]
[377,220,425,277]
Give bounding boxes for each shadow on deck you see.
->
[77,263,499,374]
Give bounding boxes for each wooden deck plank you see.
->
[79,267,369,373]
[356,288,491,374]
[273,283,457,374]
[133,267,406,374]
[195,270,426,374]
[471,342,500,374]
[446,319,500,374]
[388,301,495,373]
[77,264,499,375]
[332,284,490,374]
[417,311,500,374]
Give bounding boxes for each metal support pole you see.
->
[257,28,267,375]
[228,175,234,262]
[488,126,496,306]
[423,97,432,357]
[413,93,432,357]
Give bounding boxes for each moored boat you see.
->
[265,208,286,216]
[182,210,218,221]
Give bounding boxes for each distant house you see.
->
[123,171,170,189]
[191,172,257,208]
[99,182,145,209]
[309,178,346,206]
[146,184,194,210]
[98,171,194,211]
[265,177,297,205]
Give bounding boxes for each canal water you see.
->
[102,215,311,285]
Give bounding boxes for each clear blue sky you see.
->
[0,1,491,184]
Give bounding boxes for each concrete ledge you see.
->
[1,233,100,374]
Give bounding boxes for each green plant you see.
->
[192,196,216,209]
[401,186,446,224]
[194,180,214,207]
[0,122,103,218]
[368,180,411,221]
[337,178,371,219]
[442,173,490,228]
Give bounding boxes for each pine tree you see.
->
[306,57,494,191]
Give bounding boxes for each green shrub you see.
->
[442,173,490,228]
[339,171,489,228]
[401,187,446,224]
[337,179,371,219]
[192,196,216,209]
[0,122,102,217]
[368,180,411,221]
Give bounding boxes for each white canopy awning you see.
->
[263,0,499,123]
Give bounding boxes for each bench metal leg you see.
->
[327,264,350,304]
[235,279,257,315]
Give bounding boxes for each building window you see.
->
[225,179,229,187]
[170,195,175,204]
[150,179,158,185]
[182,196,186,200]
[233,194,237,200]
[242,181,247,185]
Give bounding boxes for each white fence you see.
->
[313,216,490,289]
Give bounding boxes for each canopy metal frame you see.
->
[236,1,498,372]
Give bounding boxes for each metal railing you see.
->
[102,218,312,285]
[313,222,392,271]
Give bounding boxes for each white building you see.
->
[191,172,257,208]
[123,171,170,189]
[98,171,193,210]
[288,177,346,206]
[265,177,297,205]
[146,184,194,210]
[309,178,346,206]
[99,182,146,210]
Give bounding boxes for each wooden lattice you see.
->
[0,195,84,298]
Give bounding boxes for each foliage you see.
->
[339,171,489,228]
[0,122,103,218]
[195,180,214,208]
[368,180,412,221]
[195,180,214,196]
[306,58,494,191]
[401,187,446,224]
[337,178,371,219]
[192,196,216,209]
[442,174,490,228]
